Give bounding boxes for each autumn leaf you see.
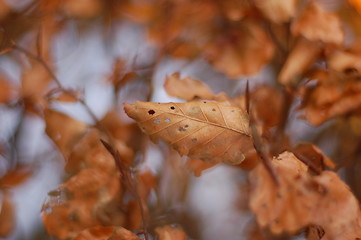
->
[0,192,15,237]
[73,226,140,240]
[0,164,33,188]
[291,2,344,45]
[249,151,361,239]
[44,108,88,159]
[279,37,321,85]
[205,20,274,77]
[254,0,298,23]
[42,169,122,240]
[124,101,253,165]
[155,225,187,240]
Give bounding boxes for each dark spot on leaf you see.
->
[179,127,186,131]
[148,110,155,115]
[212,108,216,111]
[203,101,206,103]
[170,106,175,110]
[231,110,235,112]
[185,125,189,128]
[191,138,197,142]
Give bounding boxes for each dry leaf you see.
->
[44,108,88,159]
[250,86,283,128]
[124,101,253,165]
[0,165,33,188]
[186,158,218,177]
[301,69,361,125]
[291,2,344,45]
[74,226,140,240]
[279,37,321,84]
[249,151,361,239]
[254,0,298,23]
[164,73,214,101]
[42,168,122,240]
[206,20,274,77]
[155,225,187,240]
[0,192,15,237]
[0,77,16,103]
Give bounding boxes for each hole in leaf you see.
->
[179,127,186,132]
[165,118,171,123]
[154,119,160,123]
[170,106,175,110]
[148,110,155,115]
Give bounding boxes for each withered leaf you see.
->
[291,2,344,45]
[254,0,298,23]
[44,108,88,159]
[249,151,361,239]
[0,192,15,237]
[124,101,253,164]
[42,168,122,240]
[0,164,33,188]
[155,225,187,240]
[73,226,140,240]
[279,37,321,85]
[164,73,214,101]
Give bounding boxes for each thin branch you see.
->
[100,139,149,240]
[12,41,101,124]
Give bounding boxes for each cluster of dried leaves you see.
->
[1,0,361,239]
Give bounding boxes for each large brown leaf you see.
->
[124,101,253,165]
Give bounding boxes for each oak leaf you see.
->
[124,101,253,165]
[249,151,361,239]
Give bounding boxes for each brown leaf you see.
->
[301,69,361,125]
[73,226,140,240]
[206,20,274,77]
[250,86,283,128]
[164,73,214,101]
[0,192,15,237]
[124,101,253,165]
[249,151,361,239]
[186,158,218,177]
[66,129,131,174]
[42,168,122,240]
[291,2,344,45]
[0,75,16,103]
[254,0,298,23]
[279,37,321,85]
[155,225,187,240]
[44,109,88,159]
[0,165,33,188]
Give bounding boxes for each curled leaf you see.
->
[164,73,214,101]
[249,151,361,239]
[124,101,253,164]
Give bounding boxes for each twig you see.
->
[12,41,101,124]
[251,124,279,185]
[100,140,149,240]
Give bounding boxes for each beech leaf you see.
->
[124,101,253,164]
